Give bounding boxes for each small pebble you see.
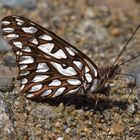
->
[57,137,63,140]
[65,127,71,134]
[109,123,125,135]
[127,104,135,114]
[110,28,120,36]
[58,102,64,110]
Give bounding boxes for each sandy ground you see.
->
[0,0,140,139]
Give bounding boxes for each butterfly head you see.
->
[100,64,121,82]
[107,64,121,79]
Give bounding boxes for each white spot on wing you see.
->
[22,47,31,52]
[39,44,66,59]
[29,84,42,92]
[21,78,28,84]
[84,59,98,77]
[29,38,38,45]
[20,71,30,76]
[67,79,81,85]
[7,34,19,38]
[73,61,83,70]
[16,51,22,55]
[19,56,34,64]
[26,94,34,98]
[85,73,92,83]
[3,27,14,33]
[49,80,61,86]
[20,85,25,91]
[65,47,75,56]
[65,87,79,95]
[32,75,49,82]
[38,43,54,53]
[53,49,67,59]
[17,22,23,26]
[39,34,52,40]
[22,26,37,34]
[53,87,65,97]
[15,18,24,25]
[51,62,77,76]
[19,65,27,70]
[36,63,49,72]
[2,21,10,25]
[85,66,90,73]
[41,90,52,97]
[13,41,22,48]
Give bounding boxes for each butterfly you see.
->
[1,16,139,100]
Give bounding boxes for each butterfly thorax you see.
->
[89,65,121,95]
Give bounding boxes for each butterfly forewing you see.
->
[1,16,99,99]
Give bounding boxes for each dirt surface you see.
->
[0,0,140,140]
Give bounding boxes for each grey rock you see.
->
[0,66,14,92]
[0,95,16,139]
[0,30,10,52]
[3,55,16,67]
[0,38,11,52]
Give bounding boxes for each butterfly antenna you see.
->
[111,24,140,69]
[117,54,140,68]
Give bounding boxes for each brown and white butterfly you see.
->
[1,16,139,99]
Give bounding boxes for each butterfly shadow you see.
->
[32,94,128,113]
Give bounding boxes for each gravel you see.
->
[0,0,140,139]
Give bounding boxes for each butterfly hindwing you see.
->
[1,15,98,99]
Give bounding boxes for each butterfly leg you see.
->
[61,87,85,117]
[90,94,99,137]
[61,97,74,118]
[99,84,110,107]
[102,83,110,96]
[61,93,79,118]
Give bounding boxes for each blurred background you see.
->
[0,0,140,139]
